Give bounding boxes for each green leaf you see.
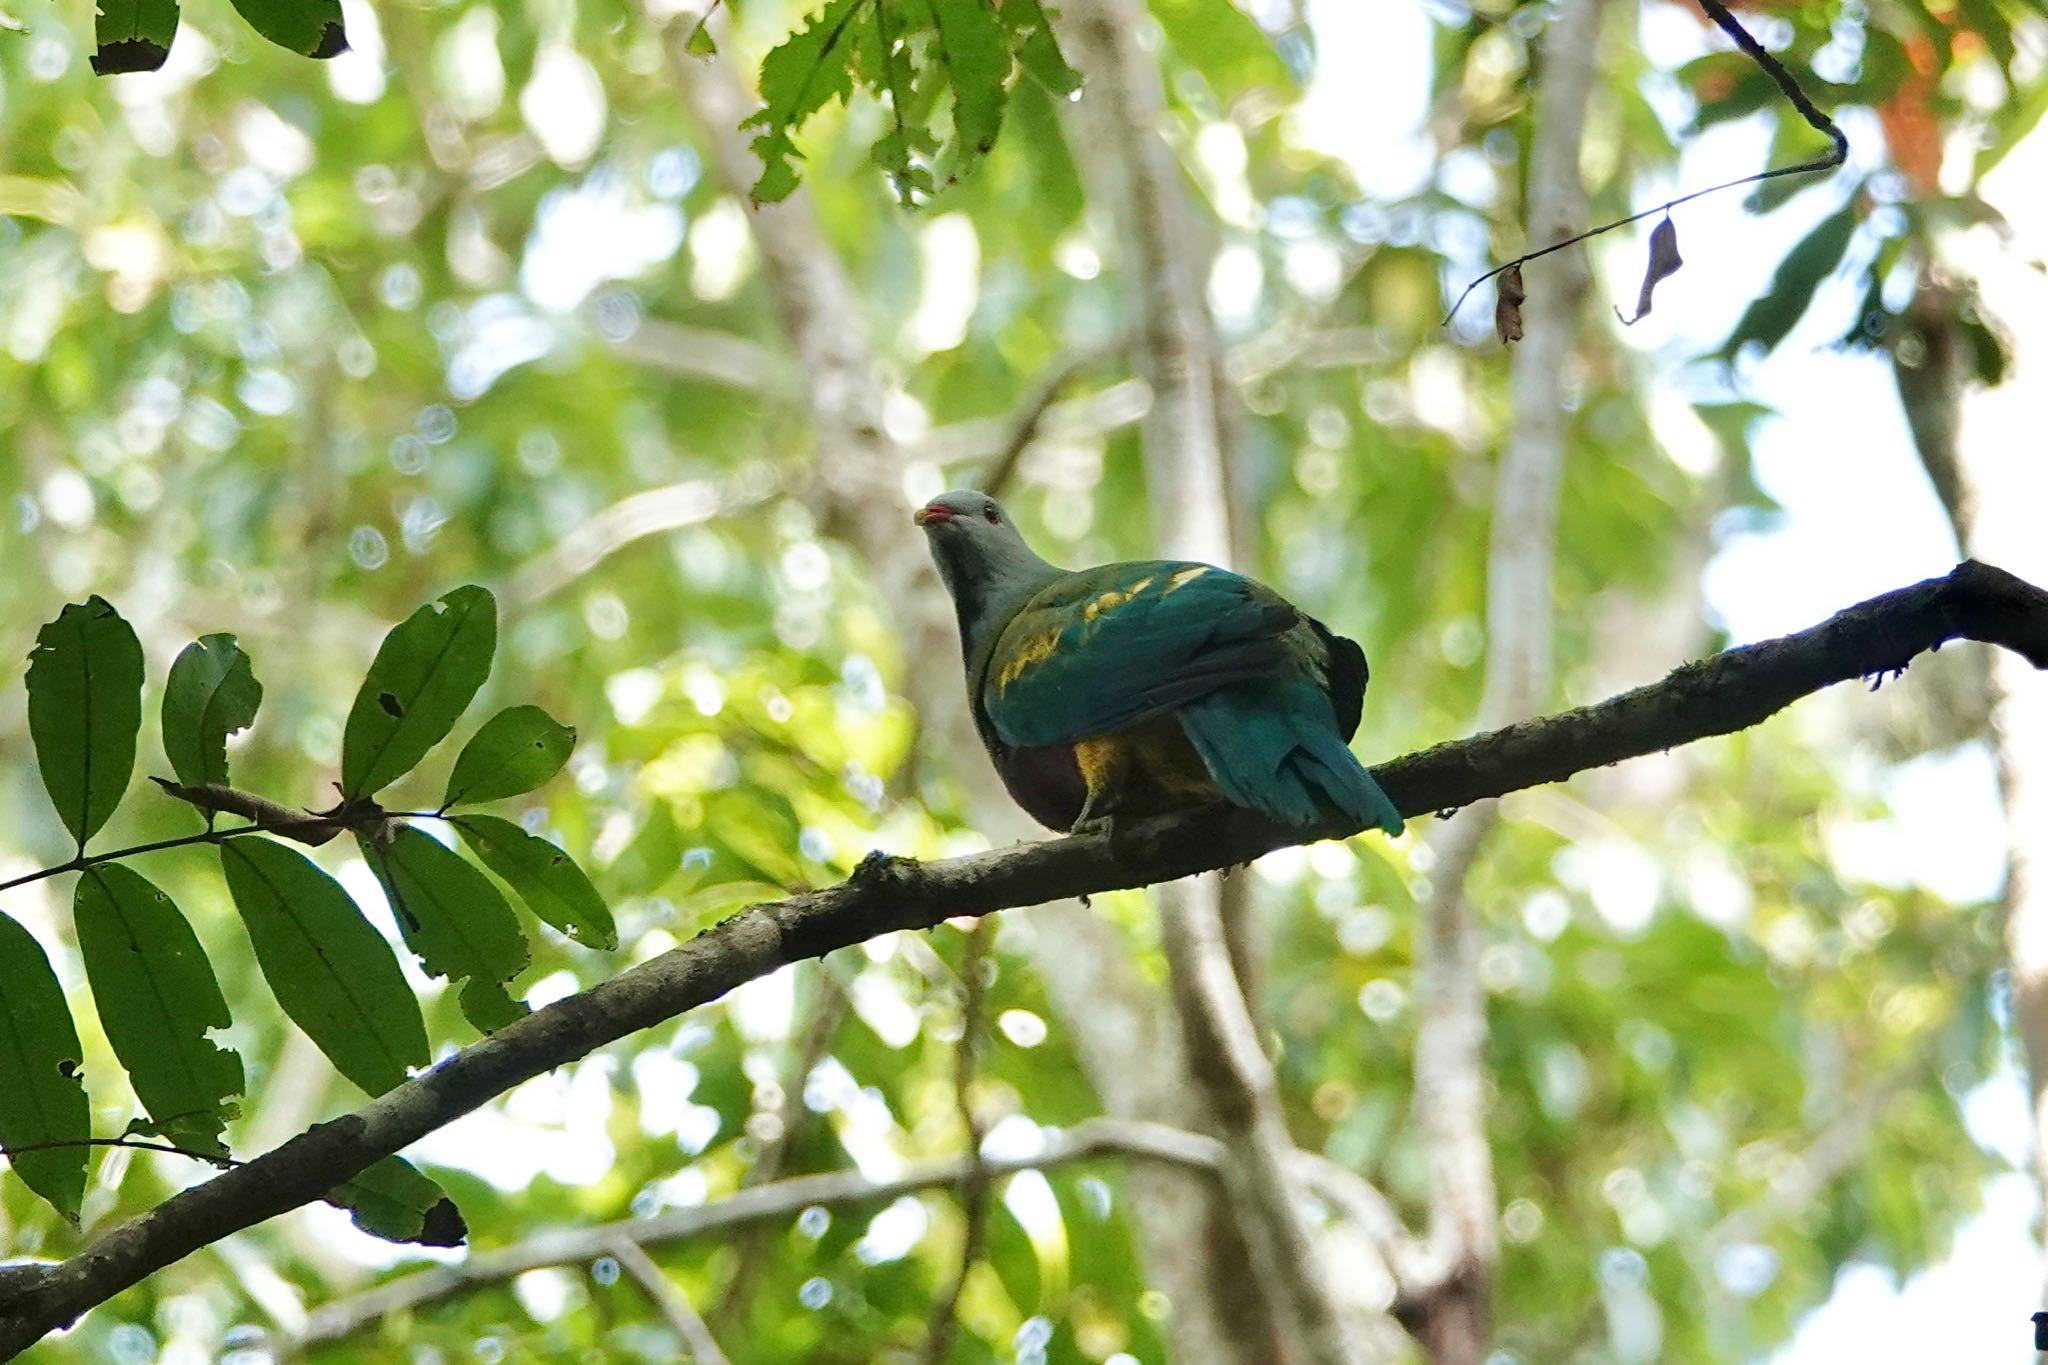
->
[744,0,867,203]
[441,706,576,807]
[226,0,347,58]
[326,1155,467,1246]
[999,0,1080,97]
[219,839,429,1095]
[1154,0,1291,93]
[457,977,528,1032]
[1718,201,1859,361]
[608,801,682,898]
[92,0,179,73]
[0,912,90,1222]
[930,0,1010,157]
[452,814,619,951]
[365,826,529,1032]
[0,175,86,226]
[341,586,497,799]
[75,867,243,1155]
[162,634,263,791]
[1979,73,2048,178]
[1680,53,1780,133]
[868,0,938,203]
[27,597,144,848]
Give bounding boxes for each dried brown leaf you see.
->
[1495,263,1526,345]
[1617,216,1684,325]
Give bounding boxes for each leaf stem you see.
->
[0,817,341,896]
[0,1136,238,1168]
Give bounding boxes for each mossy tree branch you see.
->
[1,559,2045,1357]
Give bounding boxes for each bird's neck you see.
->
[939,554,1062,673]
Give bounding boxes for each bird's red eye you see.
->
[983,505,1000,523]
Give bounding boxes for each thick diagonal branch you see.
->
[3,560,2045,1355]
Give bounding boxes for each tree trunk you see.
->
[1411,1,1606,1358]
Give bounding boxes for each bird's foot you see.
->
[1068,813,1120,843]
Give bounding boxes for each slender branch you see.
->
[910,378,1151,468]
[291,1114,1440,1352]
[604,1235,731,1365]
[1292,1150,1438,1312]
[603,317,789,397]
[293,1116,1235,1349]
[910,325,1381,476]
[1692,0,1846,151]
[1417,1,1603,1357]
[3,560,2045,1355]
[502,470,786,611]
[1054,0,1357,1354]
[978,337,1125,497]
[1160,874,1357,1363]
[922,919,995,1365]
[709,963,849,1327]
[1703,1066,1916,1252]
[1442,0,1850,327]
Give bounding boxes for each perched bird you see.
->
[915,490,1403,838]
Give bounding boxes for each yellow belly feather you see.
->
[1071,717,1217,819]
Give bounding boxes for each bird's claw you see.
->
[1069,813,1120,843]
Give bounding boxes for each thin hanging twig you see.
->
[1443,0,1849,328]
[605,1234,732,1365]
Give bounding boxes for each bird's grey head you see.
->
[914,490,1061,661]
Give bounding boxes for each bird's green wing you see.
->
[981,561,1301,748]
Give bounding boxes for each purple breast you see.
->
[994,742,1086,831]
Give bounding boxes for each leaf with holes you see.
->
[867,0,939,203]
[75,867,243,1155]
[930,0,1011,160]
[452,813,618,950]
[163,634,263,791]
[442,706,575,807]
[92,0,179,73]
[220,839,428,1095]
[27,597,144,848]
[227,0,346,58]
[745,0,866,203]
[0,912,90,1222]
[327,1155,467,1246]
[341,586,496,799]
[999,0,1079,96]
[365,827,529,1032]
[458,977,527,1032]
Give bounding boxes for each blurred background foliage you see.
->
[0,0,2043,1359]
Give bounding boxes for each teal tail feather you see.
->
[1179,686,1405,836]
